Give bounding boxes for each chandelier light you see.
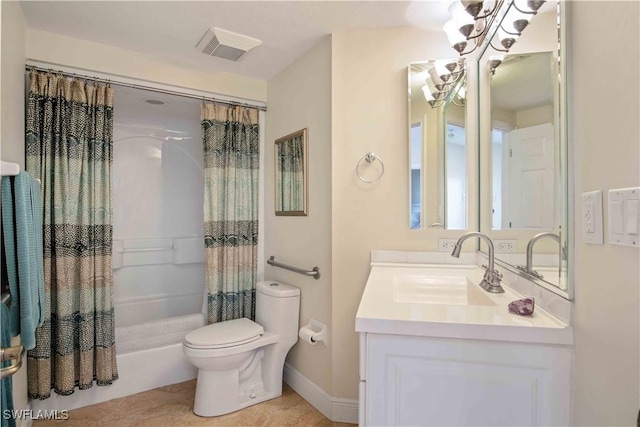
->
[443,0,546,56]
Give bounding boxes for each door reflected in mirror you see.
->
[490,52,556,231]
[275,128,308,216]
[478,1,570,297]
[408,59,467,230]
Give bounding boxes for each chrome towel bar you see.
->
[0,345,24,379]
[1,293,25,379]
[267,256,320,280]
[1,293,11,306]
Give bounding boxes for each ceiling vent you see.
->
[196,27,262,62]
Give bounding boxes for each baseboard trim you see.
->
[283,362,358,424]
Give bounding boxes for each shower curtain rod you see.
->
[25,65,267,112]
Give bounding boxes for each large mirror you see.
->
[478,1,570,297]
[275,128,308,216]
[408,59,468,230]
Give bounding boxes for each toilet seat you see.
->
[184,318,264,349]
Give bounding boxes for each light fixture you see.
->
[422,59,466,108]
[443,0,545,56]
[488,54,505,74]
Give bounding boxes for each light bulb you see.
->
[457,85,467,99]
[435,60,452,81]
[424,76,438,94]
[444,19,466,46]
[449,1,474,27]
[461,0,484,18]
[428,66,445,86]
[422,84,435,102]
[488,54,504,74]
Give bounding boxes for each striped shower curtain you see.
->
[202,103,260,324]
[25,70,117,399]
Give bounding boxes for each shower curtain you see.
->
[202,103,259,324]
[25,70,118,399]
[277,134,304,211]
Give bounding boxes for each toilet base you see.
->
[193,368,282,417]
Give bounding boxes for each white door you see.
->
[505,123,555,229]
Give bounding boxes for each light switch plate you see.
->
[608,187,640,247]
[582,190,603,244]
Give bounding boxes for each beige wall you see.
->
[331,27,468,399]
[265,37,333,392]
[516,104,553,128]
[571,2,640,425]
[0,0,29,414]
[26,29,266,102]
[1,1,26,168]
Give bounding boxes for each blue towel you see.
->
[1,302,16,427]
[1,173,45,350]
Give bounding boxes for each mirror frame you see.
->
[476,1,572,299]
[275,128,309,217]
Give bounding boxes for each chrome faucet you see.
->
[525,232,560,278]
[451,232,504,293]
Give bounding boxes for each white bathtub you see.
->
[32,313,205,413]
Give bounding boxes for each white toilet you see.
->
[183,280,300,417]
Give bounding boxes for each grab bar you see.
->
[267,256,320,280]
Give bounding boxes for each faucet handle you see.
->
[481,264,503,282]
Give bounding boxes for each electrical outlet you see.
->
[494,239,517,253]
[438,238,458,252]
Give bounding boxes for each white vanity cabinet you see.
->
[358,332,571,426]
[356,264,574,427]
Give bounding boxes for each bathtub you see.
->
[32,312,205,413]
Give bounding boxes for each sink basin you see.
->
[393,274,496,306]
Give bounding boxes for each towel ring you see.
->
[356,152,385,183]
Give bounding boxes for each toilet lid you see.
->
[184,318,264,349]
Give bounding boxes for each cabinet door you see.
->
[366,334,571,426]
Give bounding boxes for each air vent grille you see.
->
[196,27,261,62]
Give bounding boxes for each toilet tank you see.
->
[255,281,300,343]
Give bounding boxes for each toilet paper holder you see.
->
[299,319,327,346]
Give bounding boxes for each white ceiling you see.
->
[491,52,554,111]
[21,1,451,81]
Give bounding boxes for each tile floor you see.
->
[33,380,355,427]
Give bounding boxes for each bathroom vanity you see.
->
[355,263,572,426]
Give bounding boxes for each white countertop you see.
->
[355,263,573,345]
